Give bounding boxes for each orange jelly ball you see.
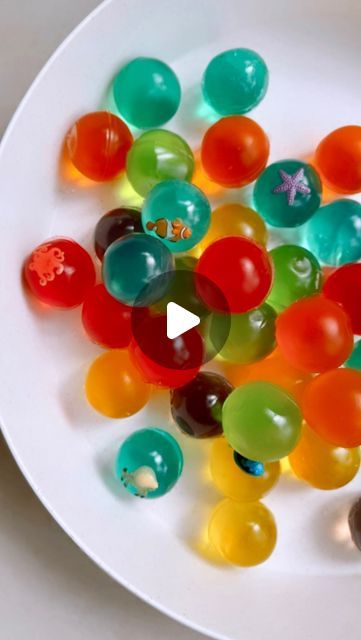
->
[302,368,361,447]
[201,116,269,188]
[315,125,361,194]
[66,111,133,181]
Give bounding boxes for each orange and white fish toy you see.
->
[146,218,192,242]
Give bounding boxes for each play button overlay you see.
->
[166,302,200,339]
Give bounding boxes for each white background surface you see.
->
[0,1,205,638]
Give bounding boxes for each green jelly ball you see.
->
[202,48,268,115]
[222,382,302,462]
[253,160,322,227]
[305,199,361,265]
[115,428,183,499]
[268,244,322,311]
[126,129,194,197]
[346,341,361,370]
[113,57,181,129]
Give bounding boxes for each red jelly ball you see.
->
[323,263,361,335]
[276,295,353,373]
[66,111,133,181]
[201,116,269,188]
[195,236,273,313]
[82,284,133,348]
[315,126,361,194]
[24,238,95,308]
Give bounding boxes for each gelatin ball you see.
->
[115,428,183,498]
[253,160,322,227]
[170,372,233,438]
[323,263,361,334]
[199,203,268,252]
[202,48,268,116]
[234,453,265,478]
[208,498,277,566]
[223,381,302,462]
[66,112,133,181]
[195,236,273,313]
[302,368,361,447]
[201,116,269,188]
[346,341,361,370]
[276,295,353,373]
[113,57,181,129]
[289,423,360,490]
[315,126,361,194]
[85,349,151,418]
[126,130,194,197]
[305,199,361,266]
[349,497,361,551]
[94,207,142,260]
[81,284,133,349]
[24,238,95,308]
[210,438,280,502]
[268,245,322,311]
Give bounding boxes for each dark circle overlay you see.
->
[131,269,231,370]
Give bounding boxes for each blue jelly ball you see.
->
[142,179,211,253]
[233,452,265,477]
[305,199,361,266]
[103,233,174,305]
[113,57,181,129]
[115,428,184,498]
[346,341,361,370]
[202,48,269,115]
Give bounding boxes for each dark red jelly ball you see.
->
[94,207,142,260]
[323,263,361,335]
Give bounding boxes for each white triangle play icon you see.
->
[166,302,200,339]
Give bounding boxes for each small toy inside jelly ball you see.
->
[66,111,133,181]
[315,125,361,194]
[276,295,353,373]
[115,428,183,498]
[305,199,361,266]
[195,236,273,313]
[210,438,280,502]
[268,244,322,311]
[94,207,142,261]
[208,498,277,566]
[289,423,360,490]
[81,284,133,349]
[112,57,181,129]
[85,349,151,418]
[199,203,267,254]
[24,238,95,308]
[170,371,233,438]
[348,497,361,551]
[103,233,174,306]
[222,381,302,462]
[201,116,269,188]
[346,341,361,371]
[126,130,194,197]
[323,263,361,335]
[202,48,269,116]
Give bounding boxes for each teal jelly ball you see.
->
[113,57,181,129]
[268,244,322,311]
[103,233,174,305]
[126,129,194,197]
[305,199,361,265]
[142,179,211,253]
[202,48,269,115]
[346,341,361,370]
[253,160,322,227]
[115,428,183,499]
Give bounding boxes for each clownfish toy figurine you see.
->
[146,218,192,242]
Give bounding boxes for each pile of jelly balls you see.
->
[23,49,361,567]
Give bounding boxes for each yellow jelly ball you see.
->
[199,203,268,254]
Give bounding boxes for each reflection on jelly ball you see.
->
[348,497,361,551]
[66,112,133,181]
[346,341,361,371]
[195,236,273,313]
[315,125,361,194]
[253,160,322,227]
[208,498,277,566]
[210,438,280,502]
[112,57,181,129]
[305,199,361,266]
[289,423,360,490]
[302,368,361,448]
[85,350,151,418]
[202,48,269,116]
[201,116,269,188]
[323,263,361,335]
[102,233,174,306]
[126,130,194,197]
[24,238,95,308]
[94,207,142,261]
[223,382,302,462]
[199,203,268,253]
[276,295,353,373]
[211,304,276,364]
[142,180,211,253]
[170,372,233,438]
[268,245,322,311]
[115,428,183,499]
[81,284,133,349]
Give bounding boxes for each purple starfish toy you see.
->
[272,168,311,206]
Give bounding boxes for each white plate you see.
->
[1,1,361,638]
